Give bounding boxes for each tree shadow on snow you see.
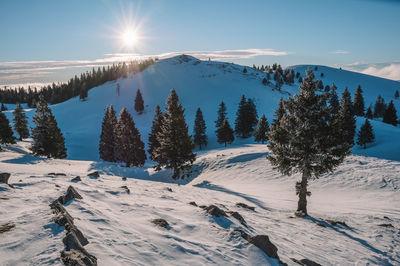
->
[2,153,49,165]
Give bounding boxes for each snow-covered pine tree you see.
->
[216,118,234,147]
[99,105,118,162]
[254,114,269,144]
[366,106,373,119]
[353,85,365,116]
[215,101,227,130]
[373,95,386,118]
[134,89,144,114]
[0,112,15,144]
[267,70,352,217]
[329,85,340,115]
[153,89,195,179]
[235,95,258,138]
[31,95,66,158]
[337,87,356,146]
[193,108,207,150]
[382,100,398,126]
[12,104,29,140]
[148,105,164,161]
[356,119,374,149]
[115,108,146,167]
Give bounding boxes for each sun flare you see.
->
[122,29,137,47]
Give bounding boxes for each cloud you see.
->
[332,50,350,54]
[358,63,400,81]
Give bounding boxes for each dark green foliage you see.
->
[320,72,324,77]
[357,119,375,149]
[366,106,373,119]
[148,105,164,161]
[215,101,227,130]
[99,105,118,162]
[31,95,67,158]
[243,67,247,73]
[353,85,365,116]
[329,86,340,114]
[316,80,324,91]
[115,108,146,167]
[216,119,234,147]
[395,90,399,99]
[337,87,356,146]
[1,103,7,111]
[79,82,88,101]
[193,108,207,150]
[254,114,269,144]
[153,89,195,179]
[235,95,258,138]
[262,78,268,86]
[134,89,144,114]
[373,95,386,118]
[12,104,29,140]
[382,100,398,126]
[268,70,352,216]
[0,112,15,144]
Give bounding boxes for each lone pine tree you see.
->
[254,114,269,144]
[1,103,7,112]
[215,101,227,130]
[115,108,146,167]
[216,118,234,147]
[134,89,144,114]
[268,70,352,217]
[31,95,67,158]
[357,119,375,149]
[193,108,207,150]
[153,89,195,179]
[383,100,398,126]
[353,85,365,116]
[12,104,29,140]
[235,95,258,138]
[0,112,15,144]
[99,105,118,162]
[374,95,386,118]
[148,105,164,161]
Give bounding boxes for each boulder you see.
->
[236,202,255,211]
[87,171,99,178]
[71,176,81,182]
[203,205,227,217]
[61,249,97,266]
[0,173,11,184]
[378,223,394,228]
[151,219,169,229]
[57,186,83,204]
[291,258,321,266]
[165,187,173,192]
[121,185,130,194]
[0,223,15,234]
[248,235,279,260]
[189,201,197,207]
[228,211,247,227]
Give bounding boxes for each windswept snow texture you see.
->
[3,55,400,161]
[0,143,399,265]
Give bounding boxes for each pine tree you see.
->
[274,98,286,123]
[243,67,247,73]
[357,119,375,149]
[366,106,373,119]
[1,103,7,111]
[31,95,67,158]
[0,112,15,144]
[115,108,146,167]
[79,83,88,101]
[353,85,365,116]
[193,108,207,150]
[254,114,269,144]
[148,105,164,161]
[153,89,195,179]
[329,86,340,114]
[337,88,356,146]
[215,101,227,130]
[373,95,386,118]
[12,104,29,140]
[216,119,234,147]
[268,70,352,216]
[395,90,399,99]
[383,100,398,126]
[235,95,258,138]
[134,89,144,114]
[99,105,118,162]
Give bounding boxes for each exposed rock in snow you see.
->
[0,172,11,184]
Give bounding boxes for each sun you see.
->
[122,29,137,47]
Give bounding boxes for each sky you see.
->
[1,0,400,87]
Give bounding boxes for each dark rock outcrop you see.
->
[236,202,255,211]
[0,173,11,184]
[189,201,198,207]
[248,235,279,260]
[228,211,247,227]
[291,258,322,266]
[325,219,348,227]
[57,186,83,204]
[87,171,99,178]
[202,205,227,217]
[121,185,130,194]
[71,176,81,182]
[151,219,170,228]
[61,249,97,266]
[165,187,173,192]
[378,223,394,228]
[0,223,15,234]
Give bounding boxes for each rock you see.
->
[55,184,61,188]
[151,219,169,228]
[378,223,394,228]
[383,216,391,220]
[165,187,173,192]
[48,172,56,176]
[233,229,250,240]
[57,186,83,204]
[0,173,11,184]
[203,205,227,217]
[248,235,279,260]
[121,185,130,194]
[236,202,255,211]
[291,258,321,266]
[325,219,348,227]
[54,212,74,227]
[61,249,97,266]
[316,222,326,228]
[122,177,127,181]
[0,223,15,234]
[71,176,81,182]
[0,197,9,200]
[55,173,67,176]
[63,226,89,248]
[87,171,99,178]
[189,201,197,207]
[228,211,247,227]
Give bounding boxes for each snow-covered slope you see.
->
[1,143,399,265]
[3,55,400,161]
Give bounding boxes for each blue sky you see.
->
[1,0,400,86]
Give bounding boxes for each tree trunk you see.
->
[297,171,309,216]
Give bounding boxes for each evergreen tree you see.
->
[115,108,146,167]
[341,87,353,114]
[79,83,88,101]
[254,114,269,144]
[0,112,15,144]
[235,95,258,138]
[373,95,386,118]
[382,100,398,126]
[134,89,144,114]
[268,70,352,216]
[153,89,195,179]
[1,103,7,111]
[193,108,207,150]
[356,119,375,149]
[353,85,365,116]
[395,90,399,99]
[329,86,340,114]
[243,67,247,73]
[366,106,373,119]
[337,88,356,146]
[216,119,234,147]
[31,95,67,158]
[12,104,29,140]
[273,98,286,123]
[99,105,118,162]
[215,101,227,130]
[148,105,164,161]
